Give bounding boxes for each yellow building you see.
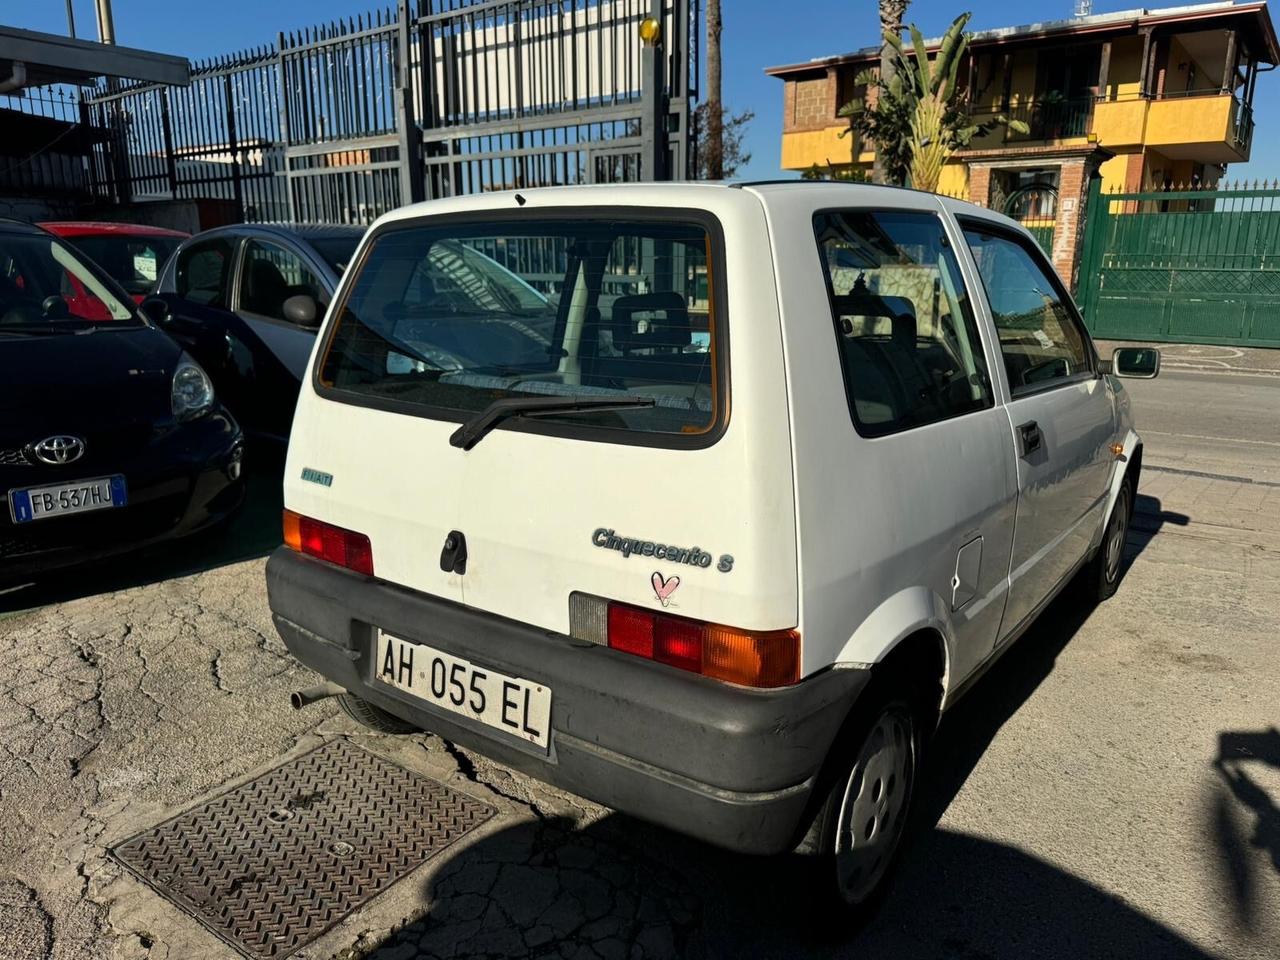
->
[766,1,1278,284]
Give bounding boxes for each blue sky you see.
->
[14,0,1279,183]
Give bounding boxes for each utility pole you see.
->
[705,0,723,179]
[65,0,76,38]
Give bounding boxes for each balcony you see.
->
[1146,91,1253,162]
[960,90,1254,163]
[965,96,1094,150]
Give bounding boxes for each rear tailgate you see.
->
[283,187,798,640]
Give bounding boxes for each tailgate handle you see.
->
[440,530,468,575]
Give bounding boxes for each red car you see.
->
[39,222,189,317]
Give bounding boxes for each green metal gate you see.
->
[1077,180,1280,347]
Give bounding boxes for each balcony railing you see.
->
[967,96,1094,146]
[1232,97,1255,153]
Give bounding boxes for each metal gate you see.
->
[83,0,698,225]
[1077,180,1280,348]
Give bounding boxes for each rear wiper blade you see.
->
[449,395,655,450]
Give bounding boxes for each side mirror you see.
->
[139,296,170,325]
[283,294,321,328]
[41,295,70,319]
[1111,346,1161,379]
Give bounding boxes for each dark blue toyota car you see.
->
[0,220,244,582]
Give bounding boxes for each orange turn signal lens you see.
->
[283,509,302,551]
[282,509,374,576]
[703,624,801,688]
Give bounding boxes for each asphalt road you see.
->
[1,368,1278,960]
[1122,369,1280,483]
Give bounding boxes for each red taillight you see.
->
[282,509,374,576]
[604,601,799,688]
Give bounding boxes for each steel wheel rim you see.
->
[1105,488,1129,582]
[833,708,914,904]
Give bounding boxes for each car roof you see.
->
[0,218,51,237]
[39,221,190,238]
[374,180,1002,227]
[194,222,364,242]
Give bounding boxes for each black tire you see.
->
[337,693,419,734]
[796,679,926,929]
[1087,473,1134,602]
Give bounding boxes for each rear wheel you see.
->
[1088,474,1133,602]
[337,693,419,734]
[799,683,924,926]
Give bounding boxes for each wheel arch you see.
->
[833,585,954,701]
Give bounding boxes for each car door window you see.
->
[813,210,994,437]
[239,240,325,322]
[175,237,235,308]
[961,224,1092,395]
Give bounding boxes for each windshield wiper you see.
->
[449,395,655,450]
[0,322,90,337]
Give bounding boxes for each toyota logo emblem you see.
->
[31,435,86,466]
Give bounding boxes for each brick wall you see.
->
[1052,158,1087,285]
[784,70,837,132]
[968,166,992,207]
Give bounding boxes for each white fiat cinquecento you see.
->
[267,182,1158,918]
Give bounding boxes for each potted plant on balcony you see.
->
[1034,89,1069,140]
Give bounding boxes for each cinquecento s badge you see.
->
[592,528,734,573]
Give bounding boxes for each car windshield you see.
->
[66,233,183,297]
[318,217,719,439]
[0,234,138,328]
[310,236,362,275]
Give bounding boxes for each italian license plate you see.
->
[8,475,127,524]
[375,630,552,749]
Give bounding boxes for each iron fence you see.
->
[0,85,92,198]
[76,0,697,225]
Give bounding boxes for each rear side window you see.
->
[318,217,721,442]
[175,237,234,308]
[813,210,993,437]
[69,234,182,297]
[961,224,1091,394]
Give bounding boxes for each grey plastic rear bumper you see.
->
[266,548,870,854]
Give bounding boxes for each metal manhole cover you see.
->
[112,739,495,959]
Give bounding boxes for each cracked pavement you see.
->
[2,370,1280,960]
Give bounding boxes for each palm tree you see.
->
[705,0,724,179]
[840,13,1026,191]
[874,0,910,183]
[885,13,1024,192]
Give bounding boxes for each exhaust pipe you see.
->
[291,682,345,710]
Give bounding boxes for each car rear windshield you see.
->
[67,234,183,297]
[318,216,721,440]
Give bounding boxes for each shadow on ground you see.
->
[368,816,1215,960]
[1130,493,1190,555]
[367,571,1213,960]
[0,441,284,615]
[1212,726,1280,933]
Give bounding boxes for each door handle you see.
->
[1018,420,1043,458]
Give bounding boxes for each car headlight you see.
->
[172,356,215,421]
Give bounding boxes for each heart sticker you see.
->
[651,571,681,607]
